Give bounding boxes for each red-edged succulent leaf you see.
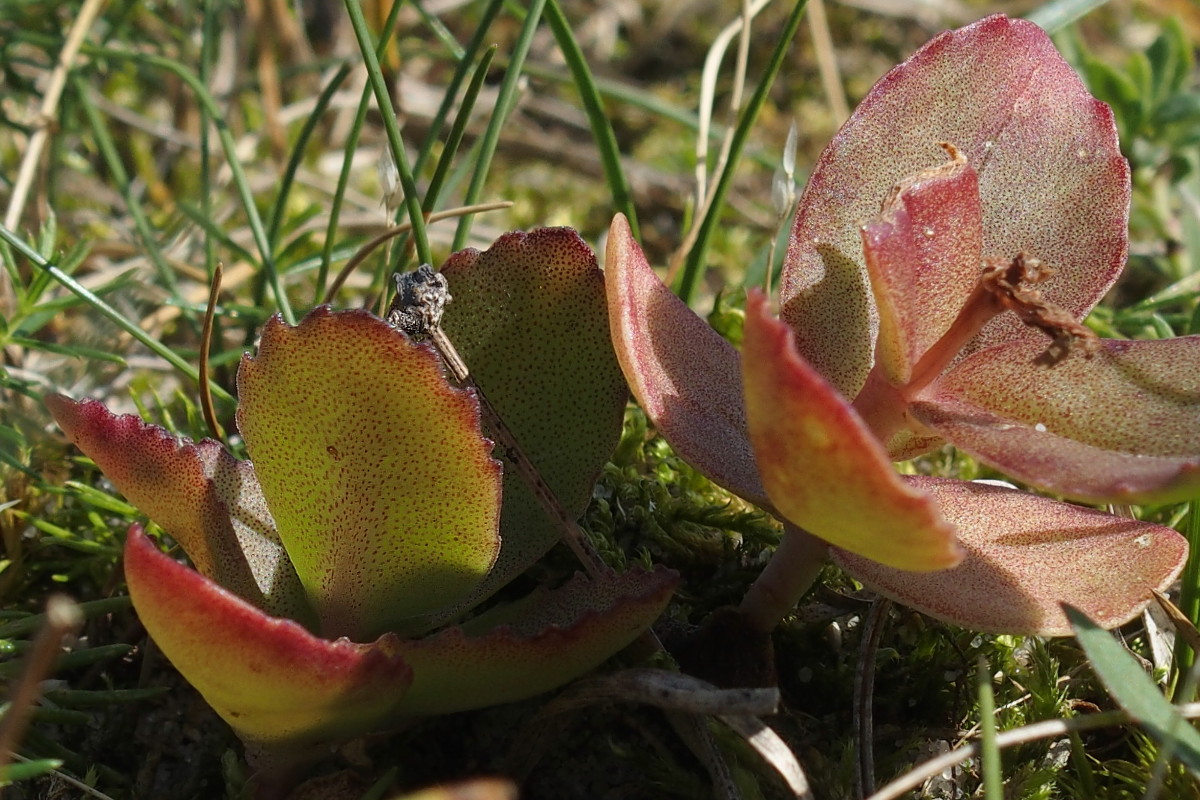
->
[605,214,769,506]
[237,308,502,641]
[46,395,310,623]
[862,150,982,388]
[434,228,629,603]
[385,565,677,715]
[124,525,413,747]
[742,292,961,571]
[911,337,1200,504]
[833,478,1188,636]
[782,14,1128,399]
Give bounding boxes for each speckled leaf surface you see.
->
[911,337,1200,503]
[124,525,413,747]
[862,154,983,387]
[386,565,677,715]
[782,14,1128,399]
[605,214,768,506]
[833,478,1188,636]
[436,227,629,600]
[46,395,309,622]
[237,308,502,641]
[743,292,960,571]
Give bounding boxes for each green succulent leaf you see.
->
[45,395,310,623]
[124,525,413,750]
[389,565,677,715]
[433,227,629,612]
[237,308,502,641]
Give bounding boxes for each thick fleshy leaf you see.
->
[782,14,1128,398]
[237,308,502,641]
[385,565,677,715]
[435,228,630,601]
[742,292,960,571]
[862,152,982,387]
[912,337,1200,503]
[833,478,1188,636]
[124,525,413,748]
[605,214,768,506]
[46,395,310,623]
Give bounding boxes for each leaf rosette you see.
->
[606,14,1194,637]
[48,228,676,771]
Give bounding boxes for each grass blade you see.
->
[452,0,549,251]
[1065,603,1200,775]
[544,0,639,237]
[675,0,809,303]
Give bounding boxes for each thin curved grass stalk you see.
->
[674,0,809,302]
[866,703,1200,800]
[854,598,889,798]
[0,596,82,774]
[199,262,224,440]
[323,202,513,305]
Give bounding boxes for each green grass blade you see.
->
[423,45,498,214]
[316,0,408,303]
[976,656,1004,800]
[452,0,550,251]
[413,0,505,177]
[1065,603,1200,775]
[544,0,638,237]
[266,62,354,252]
[0,224,233,403]
[675,0,809,303]
[343,0,431,267]
[1025,0,1113,34]
[1174,500,1200,695]
[71,76,183,303]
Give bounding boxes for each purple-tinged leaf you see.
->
[912,337,1200,503]
[834,478,1187,636]
[862,150,982,387]
[743,292,960,571]
[237,308,502,641]
[783,14,1128,398]
[605,214,768,506]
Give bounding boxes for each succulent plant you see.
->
[605,14,1195,639]
[48,229,676,790]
